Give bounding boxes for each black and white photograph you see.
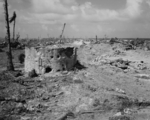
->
[0,0,150,120]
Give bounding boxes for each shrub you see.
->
[0,48,3,52]
[11,41,20,48]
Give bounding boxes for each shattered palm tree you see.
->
[4,0,14,71]
[10,11,17,41]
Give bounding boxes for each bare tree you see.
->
[10,11,17,42]
[96,35,97,43]
[15,32,20,42]
[3,0,14,71]
[60,23,66,43]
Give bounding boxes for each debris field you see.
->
[1,42,150,120]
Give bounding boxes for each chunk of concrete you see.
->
[25,45,77,74]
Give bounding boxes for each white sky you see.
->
[0,0,150,38]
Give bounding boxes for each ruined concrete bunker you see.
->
[25,45,77,74]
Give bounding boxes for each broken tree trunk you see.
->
[4,0,14,71]
[13,17,16,41]
[96,35,97,43]
[60,23,66,43]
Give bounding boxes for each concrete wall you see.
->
[25,46,77,74]
[25,47,38,73]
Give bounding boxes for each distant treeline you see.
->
[1,37,150,47]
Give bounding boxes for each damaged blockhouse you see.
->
[25,45,77,74]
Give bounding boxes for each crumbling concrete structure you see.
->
[25,45,77,74]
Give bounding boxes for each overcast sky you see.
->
[0,0,150,38]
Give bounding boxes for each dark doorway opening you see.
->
[45,66,52,73]
[59,47,74,58]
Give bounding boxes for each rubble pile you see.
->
[1,41,150,120]
[109,59,130,70]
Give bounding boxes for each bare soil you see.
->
[1,43,150,120]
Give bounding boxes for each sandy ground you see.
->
[1,43,150,120]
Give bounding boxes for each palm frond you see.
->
[9,11,16,23]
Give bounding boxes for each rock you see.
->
[21,116,31,120]
[130,62,147,70]
[144,47,148,51]
[109,115,131,120]
[135,74,150,79]
[9,70,22,77]
[75,97,93,113]
[138,64,147,70]
[114,50,125,56]
[28,69,38,78]
[123,108,134,115]
[73,79,83,84]
[115,88,125,94]
[109,59,130,70]
[0,48,3,52]
[114,112,122,116]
